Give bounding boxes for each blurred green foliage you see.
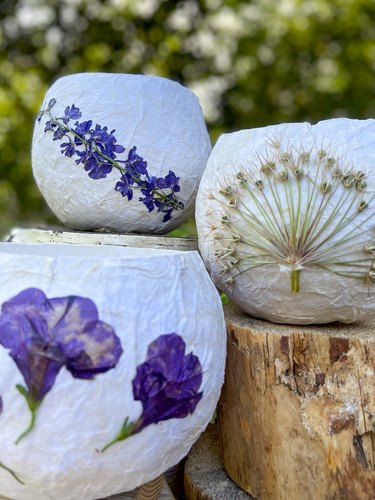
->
[1,0,375,237]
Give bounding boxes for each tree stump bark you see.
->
[218,304,375,500]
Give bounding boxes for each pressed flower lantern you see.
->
[32,73,211,234]
[196,118,375,324]
[0,243,225,499]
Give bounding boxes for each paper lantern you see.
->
[0,243,225,499]
[32,73,211,234]
[196,118,375,324]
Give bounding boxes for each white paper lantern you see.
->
[32,73,211,234]
[196,118,375,324]
[0,243,226,500]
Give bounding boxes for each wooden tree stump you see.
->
[219,304,375,500]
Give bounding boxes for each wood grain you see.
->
[184,424,252,499]
[219,304,375,500]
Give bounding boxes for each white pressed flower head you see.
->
[196,120,375,324]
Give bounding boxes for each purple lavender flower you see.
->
[101,333,202,452]
[38,99,184,222]
[62,104,82,123]
[0,288,123,443]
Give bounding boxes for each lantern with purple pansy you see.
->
[0,287,123,443]
[0,242,226,500]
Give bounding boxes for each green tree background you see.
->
[1,0,375,237]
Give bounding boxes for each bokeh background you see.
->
[1,0,375,237]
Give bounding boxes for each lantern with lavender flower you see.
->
[32,73,211,234]
[196,119,375,324]
[0,243,225,499]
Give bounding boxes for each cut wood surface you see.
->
[219,304,375,500]
[6,227,198,252]
[184,423,252,500]
[102,475,174,499]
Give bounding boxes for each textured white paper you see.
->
[32,73,211,234]
[196,118,375,324]
[0,243,226,499]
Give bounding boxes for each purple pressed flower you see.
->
[74,120,93,139]
[139,189,155,212]
[115,174,133,201]
[0,287,122,443]
[40,99,184,221]
[132,334,203,431]
[53,126,66,141]
[60,141,75,157]
[62,104,82,123]
[162,209,173,222]
[125,146,148,176]
[44,120,56,132]
[101,333,202,452]
[84,153,113,179]
[47,98,56,110]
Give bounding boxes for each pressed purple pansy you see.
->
[0,287,123,443]
[37,99,184,222]
[102,333,203,452]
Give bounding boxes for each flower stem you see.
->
[15,408,36,445]
[0,461,24,484]
[291,269,300,293]
[100,416,135,453]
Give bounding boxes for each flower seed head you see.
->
[219,186,234,198]
[228,257,239,267]
[280,152,291,163]
[227,198,238,208]
[326,157,336,167]
[236,171,247,182]
[293,168,304,179]
[300,152,310,163]
[255,179,264,190]
[365,240,375,253]
[353,171,365,180]
[320,181,332,194]
[214,249,223,257]
[342,175,356,189]
[317,149,326,159]
[332,166,343,178]
[213,231,223,240]
[368,270,375,283]
[260,161,276,175]
[356,179,367,192]
[358,200,368,212]
[221,214,229,224]
[277,170,289,182]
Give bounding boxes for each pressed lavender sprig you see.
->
[205,141,375,293]
[37,99,184,222]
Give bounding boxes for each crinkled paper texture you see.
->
[196,118,375,324]
[0,243,226,499]
[32,73,211,234]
